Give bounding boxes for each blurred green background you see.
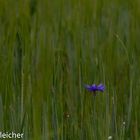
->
[0,0,140,139]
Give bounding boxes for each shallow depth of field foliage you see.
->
[0,0,140,139]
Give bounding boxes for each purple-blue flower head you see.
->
[84,83,105,92]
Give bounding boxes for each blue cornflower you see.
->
[84,83,105,92]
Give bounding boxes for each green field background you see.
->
[0,0,140,139]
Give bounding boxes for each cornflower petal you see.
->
[84,83,105,93]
